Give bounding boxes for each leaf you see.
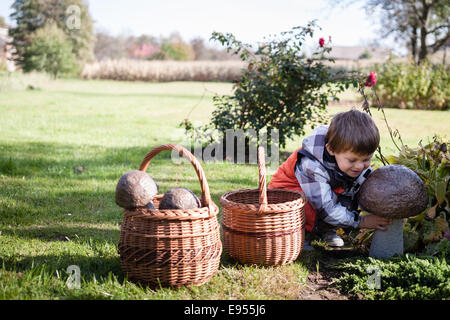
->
[409,209,427,222]
[387,154,397,164]
[426,204,438,219]
[435,178,448,206]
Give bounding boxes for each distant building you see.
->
[330,46,391,60]
[0,27,16,72]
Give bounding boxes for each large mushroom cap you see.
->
[159,187,201,210]
[357,164,428,219]
[115,170,158,209]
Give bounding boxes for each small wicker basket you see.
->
[118,144,222,288]
[220,147,306,266]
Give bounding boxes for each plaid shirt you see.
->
[294,125,373,229]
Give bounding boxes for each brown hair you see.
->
[325,109,380,155]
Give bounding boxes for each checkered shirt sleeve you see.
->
[295,157,362,229]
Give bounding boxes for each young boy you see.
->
[268,109,391,247]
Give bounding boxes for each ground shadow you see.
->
[0,252,124,284]
[0,225,120,244]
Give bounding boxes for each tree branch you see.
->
[426,24,450,35]
[428,34,450,53]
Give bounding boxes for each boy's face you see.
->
[326,144,373,177]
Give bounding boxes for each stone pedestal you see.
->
[369,218,404,258]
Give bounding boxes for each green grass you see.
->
[0,74,449,299]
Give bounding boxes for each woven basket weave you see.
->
[118,144,222,288]
[220,147,306,266]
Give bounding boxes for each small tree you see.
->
[9,0,95,66]
[150,33,195,61]
[187,21,356,150]
[22,23,78,78]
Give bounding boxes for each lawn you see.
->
[0,75,449,299]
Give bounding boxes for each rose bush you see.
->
[181,21,360,153]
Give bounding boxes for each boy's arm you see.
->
[295,159,361,229]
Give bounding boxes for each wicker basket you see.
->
[118,144,222,288]
[220,147,306,266]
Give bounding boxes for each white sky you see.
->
[0,0,395,50]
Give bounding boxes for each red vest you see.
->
[268,148,344,232]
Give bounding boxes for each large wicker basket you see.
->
[220,147,306,266]
[118,144,222,288]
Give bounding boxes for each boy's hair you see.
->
[325,109,380,155]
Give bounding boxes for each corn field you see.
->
[82,59,247,82]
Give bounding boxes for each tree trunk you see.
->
[411,26,418,63]
[443,45,447,65]
[418,28,428,64]
[418,1,430,64]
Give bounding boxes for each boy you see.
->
[268,109,391,247]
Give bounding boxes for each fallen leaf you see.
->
[426,204,438,219]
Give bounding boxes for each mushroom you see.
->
[159,187,201,210]
[115,170,159,209]
[357,165,428,258]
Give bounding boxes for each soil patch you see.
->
[298,246,365,300]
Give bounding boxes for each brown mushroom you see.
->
[158,188,201,210]
[357,165,428,258]
[115,170,159,209]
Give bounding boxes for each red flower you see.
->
[364,71,377,87]
[319,37,325,47]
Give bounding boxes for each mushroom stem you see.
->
[369,218,404,258]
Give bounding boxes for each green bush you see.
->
[22,23,79,78]
[371,60,449,110]
[332,255,450,300]
[182,22,358,149]
[158,41,195,61]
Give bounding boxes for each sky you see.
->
[0,0,392,50]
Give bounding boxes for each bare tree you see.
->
[329,0,449,64]
[370,0,449,63]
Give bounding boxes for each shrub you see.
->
[358,50,372,60]
[332,255,450,300]
[185,22,357,150]
[371,60,449,110]
[155,41,195,61]
[22,23,79,78]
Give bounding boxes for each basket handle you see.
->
[257,146,268,214]
[139,144,215,215]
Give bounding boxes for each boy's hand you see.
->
[358,214,392,231]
